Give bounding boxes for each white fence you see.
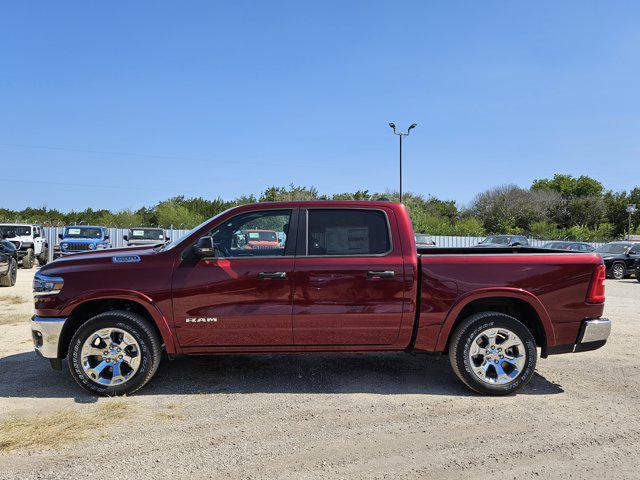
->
[43,227,190,263]
[429,235,605,249]
[41,228,606,263]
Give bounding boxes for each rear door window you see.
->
[306,209,391,256]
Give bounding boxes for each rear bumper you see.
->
[31,316,67,359]
[547,318,611,355]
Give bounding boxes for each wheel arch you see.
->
[435,289,555,356]
[58,293,177,359]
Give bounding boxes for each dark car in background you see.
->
[477,235,530,247]
[543,241,595,252]
[415,234,436,248]
[0,240,19,287]
[595,241,640,279]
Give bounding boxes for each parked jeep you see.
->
[123,227,168,247]
[54,226,110,259]
[0,223,48,268]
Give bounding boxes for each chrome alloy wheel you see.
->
[81,328,141,386]
[612,263,625,280]
[468,328,527,385]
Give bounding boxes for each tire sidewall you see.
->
[456,316,537,395]
[68,315,155,396]
[611,262,625,280]
[22,249,34,269]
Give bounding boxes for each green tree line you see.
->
[1,174,638,241]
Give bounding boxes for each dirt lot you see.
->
[0,269,638,479]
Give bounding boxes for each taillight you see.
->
[587,264,606,304]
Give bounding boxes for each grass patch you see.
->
[0,314,31,326]
[0,295,25,306]
[0,399,131,452]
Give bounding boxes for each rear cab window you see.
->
[305,209,392,256]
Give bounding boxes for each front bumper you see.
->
[31,316,67,359]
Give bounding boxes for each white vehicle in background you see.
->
[123,227,169,247]
[0,223,48,268]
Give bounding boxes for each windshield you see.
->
[415,235,433,243]
[157,208,233,252]
[0,225,31,237]
[64,227,103,239]
[245,230,278,242]
[596,243,630,254]
[481,236,509,245]
[129,228,165,240]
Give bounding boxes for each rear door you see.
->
[172,208,297,348]
[292,207,407,345]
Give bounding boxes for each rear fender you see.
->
[434,287,555,352]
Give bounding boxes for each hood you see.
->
[43,245,156,271]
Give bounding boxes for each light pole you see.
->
[388,122,417,203]
[627,204,637,240]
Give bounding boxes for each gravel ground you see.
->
[0,268,639,479]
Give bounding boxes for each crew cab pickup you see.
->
[31,201,610,396]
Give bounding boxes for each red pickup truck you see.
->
[31,201,610,396]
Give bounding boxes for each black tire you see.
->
[37,248,48,266]
[67,310,162,396]
[21,249,34,269]
[449,311,537,396]
[611,262,626,280]
[0,259,17,287]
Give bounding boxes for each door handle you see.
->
[258,271,287,279]
[367,270,395,279]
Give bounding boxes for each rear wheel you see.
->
[611,262,625,280]
[67,310,162,396]
[0,259,17,287]
[21,249,34,269]
[449,312,537,395]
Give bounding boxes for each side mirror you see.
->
[193,237,215,258]
[58,233,63,240]
[104,235,110,241]
[33,232,40,238]
[123,235,129,241]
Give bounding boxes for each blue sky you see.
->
[1,1,639,212]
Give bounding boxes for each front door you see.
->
[292,207,407,345]
[172,209,297,348]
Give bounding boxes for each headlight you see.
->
[33,272,64,297]
[89,243,97,250]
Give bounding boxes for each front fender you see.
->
[434,287,555,352]
[61,289,177,354]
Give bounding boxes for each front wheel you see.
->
[449,312,537,395]
[67,310,162,396]
[611,262,626,280]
